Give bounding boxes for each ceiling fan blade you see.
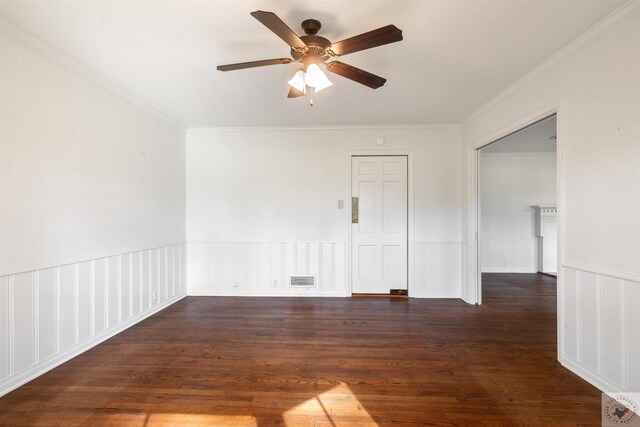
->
[287,87,305,98]
[217,58,293,72]
[329,25,403,56]
[325,61,387,89]
[250,10,307,49]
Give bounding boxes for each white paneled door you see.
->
[351,156,408,294]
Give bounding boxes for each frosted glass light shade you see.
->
[305,64,333,92]
[288,70,306,92]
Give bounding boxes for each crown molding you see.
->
[0,16,186,132]
[480,151,556,157]
[187,123,461,133]
[461,0,640,126]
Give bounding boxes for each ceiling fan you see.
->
[217,11,403,99]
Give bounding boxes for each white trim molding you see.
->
[563,261,640,283]
[0,240,187,278]
[187,124,460,133]
[410,291,460,299]
[480,152,556,157]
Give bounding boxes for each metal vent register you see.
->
[290,275,315,287]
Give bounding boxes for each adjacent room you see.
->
[479,115,558,303]
[1,0,639,425]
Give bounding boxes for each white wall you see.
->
[187,126,462,297]
[480,153,557,272]
[0,22,186,275]
[0,21,187,396]
[461,2,640,400]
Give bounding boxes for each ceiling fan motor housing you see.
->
[290,19,332,63]
[292,35,332,62]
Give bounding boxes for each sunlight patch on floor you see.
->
[283,382,378,426]
[142,413,257,426]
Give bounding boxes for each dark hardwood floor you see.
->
[0,273,602,426]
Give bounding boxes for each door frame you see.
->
[346,150,414,296]
[466,99,565,359]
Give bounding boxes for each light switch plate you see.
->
[338,200,344,209]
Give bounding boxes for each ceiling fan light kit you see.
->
[287,70,306,92]
[217,11,403,103]
[288,63,333,94]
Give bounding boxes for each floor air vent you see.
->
[290,275,315,287]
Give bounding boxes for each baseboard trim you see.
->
[560,355,630,397]
[481,268,538,273]
[188,290,462,299]
[0,292,187,398]
[410,291,461,299]
[188,291,348,298]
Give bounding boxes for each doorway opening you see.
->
[477,115,558,302]
[350,155,408,296]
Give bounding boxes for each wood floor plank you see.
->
[0,274,604,425]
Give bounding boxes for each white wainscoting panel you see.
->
[188,241,462,298]
[188,242,347,296]
[0,243,187,397]
[412,243,462,298]
[560,265,640,399]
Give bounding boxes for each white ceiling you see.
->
[482,115,557,153]
[0,0,625,128]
